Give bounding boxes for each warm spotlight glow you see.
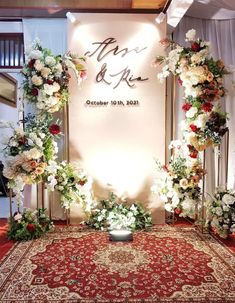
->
[66,12,76,23]
[68,14,166,224]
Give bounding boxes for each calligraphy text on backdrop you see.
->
[84,37,149,89]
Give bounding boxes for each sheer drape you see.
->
[22,19,68,219]
[173,16,235,192]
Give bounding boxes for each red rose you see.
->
[178,77,183,86]
[189,151,198,159]
[201,102,213,112]
[79,180,86,186]
[191,42,201,52]
[18,136,26,145]
[187,144,193,150]
[26,223,36,233]
[175,209,182,215]
[182,102,192,112]
[49,124,61,135]
[47,79,54,85]
[28,59,36,68]
[31,88,38,96]
[189,124,198,132]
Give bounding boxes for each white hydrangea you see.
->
[24,147,42,159]
[194,113,208,128]
[45,56,56,66]
[222,194,235,205]
[41,67,51,78]
[34,59,44,71]
[215,207,223,216]
[31,75,43,86]
[28,49,43,60]
[185,29,196,41]
[47,175,58,191]
[186,106,198,118]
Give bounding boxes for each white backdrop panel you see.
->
[68,14,166,223]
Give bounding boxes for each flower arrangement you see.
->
[151,141,206,218]
[22,39,87,113]
[7,208,53,241]
[156,29,228,154]
[86,192,152,231]
[206,187,235,238]
[46,161,93,210]
[2,114,60,204]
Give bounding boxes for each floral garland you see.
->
[152,29,230,219]
[151,141,205,218]
[1,39,92,211]
[206,187,235,238]
[156,29,228,156]
[2,114,61,204]
[22,39,87,114]
[7,208,53,241]
[86,193,152,231]
[46,161,93,210]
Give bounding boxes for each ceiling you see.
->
[0,0,234,20]
[0,0,167,18]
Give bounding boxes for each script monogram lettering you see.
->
[85,37,149,89]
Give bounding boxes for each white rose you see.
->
[46,96,59,106]
[186,106,198,118]
[52,82,60,92]
[172,195,180,207]
[165,203,173,212]
[222,224,229,230]
[45,56,56,66]
[34,59,44,71]
[14,213,22,221]
[24,148,42,159]
[9,139,18,147]
[222,205,230,212]
[194,113,208,128]
[180,178,189,190]
[47,175,57,190]
[41,67,51,78]
[46,160,58,174]
[36,102,45,110]
[29,133,37,140]
[215,207,223,216]
[27,138,34,146]
[39,133,46,139]
[28,50,43,60]
[55,63,63,73]
[222,194,235,205]
[57,186,64,191]
[185,29,196,41]
[3,167,15,179]
[31,75,43,86]
[44,83,54,96]
[35,138,43,147]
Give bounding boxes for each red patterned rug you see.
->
[0,226,235,303]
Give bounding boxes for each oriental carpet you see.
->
[0,226,235,303]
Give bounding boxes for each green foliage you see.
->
[7,208,53,241]
[86,193,152,231]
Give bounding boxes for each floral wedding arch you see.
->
[152,29,235,238]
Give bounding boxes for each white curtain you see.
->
[173,16,235,191]
[22,18,67,55]
[22,19,68,219]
